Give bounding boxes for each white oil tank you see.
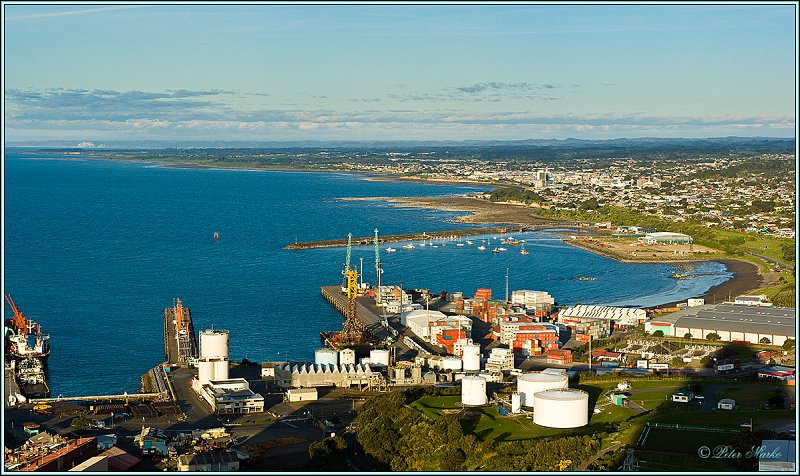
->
[339,348,356,366]
[360,357,371,365]
[462,343,481,372]
[197,360,215,386]
[199,329,229,360]
[315,348,338,367]
[517,372,568,408]
[369,349,390,367]
[532,389,589,428]
[213,359,229,381]
[511,392,522,414]
[442,356,463,371]
[461,375,487,406]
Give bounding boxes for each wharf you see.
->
[321,286,389,343]
[4,365,21,402]
[320,286,447,357]
[164,303,198,364]
[287,226,527,250]
[28,392,165,404]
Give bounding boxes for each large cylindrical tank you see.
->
[462,343,481,372]
[532,389,589,428]
[197,360,215,386]
[461,376,487,406]
[199,330,229,360]
[511,392,522,414]
[369,349,390,367]
[213,359,229,381]
[339,348,356,366]
[315,348,338,367]
[441,356,462,371]
[517,372,568,408]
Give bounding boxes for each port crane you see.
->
[5,294,27,333]
[374,228,383,295]
[341,233,353,292]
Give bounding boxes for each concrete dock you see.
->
[164,303,198,364]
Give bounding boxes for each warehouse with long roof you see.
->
[644,303,795,345]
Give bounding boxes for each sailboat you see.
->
[477,245,486,250]
[520,243,529,255]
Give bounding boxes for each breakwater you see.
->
[285,226,531,250]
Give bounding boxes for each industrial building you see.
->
[498,321,559,346]
[195,378,265,414]
[177,451,240,472]
[559,305,646,328]
[639,231,693,245]
[510,290,555,316]
[273,362,379,388]
[643,303,795,345]
[286,387,319,402]
[400,309,472,345]
[485,347,515,372]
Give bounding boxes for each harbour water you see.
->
[4,150,731,396]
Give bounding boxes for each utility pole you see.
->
[589,335,592,371]
[505,268,509,303]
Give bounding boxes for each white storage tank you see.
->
[461,375,487,406]
[339,348,356,366]
[199,329,229,360]
[517,372,568,408]
[511,392,522,414]
[315,348,338,367]
[441,356,463,371]
[532,389,589,428]
[197,360,215,386]
[213,359,229,381]
[369,349,390,367]
[462,343,481,372]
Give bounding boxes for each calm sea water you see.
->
[3,151,732,396]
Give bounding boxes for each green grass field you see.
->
[650,409,794,429]
[640,427,739,454]
[636,449,742,472]
[408,393,632,442]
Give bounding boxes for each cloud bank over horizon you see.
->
[4,5,795,142]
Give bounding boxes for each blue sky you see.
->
[3,3,797,142]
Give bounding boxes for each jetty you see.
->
[287,226,530,250]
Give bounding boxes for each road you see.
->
[577,441,623,471]
[746,251,794,271]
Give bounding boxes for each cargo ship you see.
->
[16,357,51,398]
[4,295,51,362]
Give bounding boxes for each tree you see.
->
[760,337,771,345]
[706,332,721,341]
[308,436,348,471]
[71,416,95,431]
[652,330,664,337]
[782,339,795,351]
[684,333,693,340]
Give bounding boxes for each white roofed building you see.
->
[559,304,646,327]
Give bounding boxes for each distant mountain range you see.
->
[4,136,795,150]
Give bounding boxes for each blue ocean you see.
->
[3,150,732,396]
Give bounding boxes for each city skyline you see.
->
[3,3,797,142]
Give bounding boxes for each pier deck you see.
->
[164,305,198,364]
[321,286,390,343]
